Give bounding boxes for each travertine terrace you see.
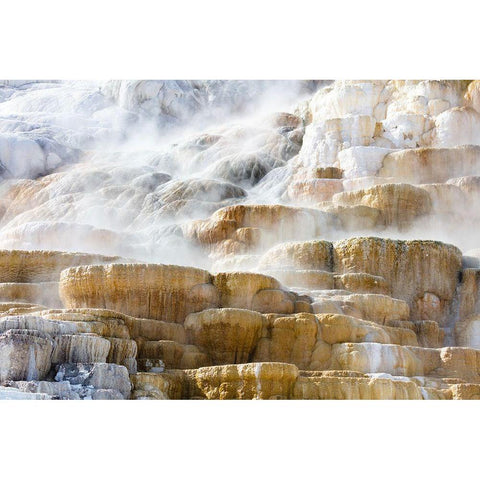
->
[1,80,480,399]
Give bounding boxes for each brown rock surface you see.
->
[3,80,480,400]
[379,146,480,184]
[333,184,432,227]
[0,249,124,283]
[333,237,462,323]
[137,340,209,370]
[59,264,216,323]
[185,308,263,364]
[334,273,390,295]
[0,282,61,307]
[184,362,299,399]
[293,373,424,400]
[213,271,280,309]
[259,240,333,271]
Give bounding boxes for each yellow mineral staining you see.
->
[0,249,123,283]
[182,219,237,245]
[131,364,426,400]
[266,269,334,290]
[334,273,390,295]
[333,183,432,227]
[258,240,333,271]
[184,362,299,399]
[212,271,280,309]
[251,289,295,314]
[449,383,480,400]
[329,342,425,377]
[0,282,61,307]
[379,146,480,184]
[293,372,424,400]
[3,79,480,400]
[184,308,263,364]
[321,204,383,231]
[59,263,215,322]
[131,371,184,400]
[134,362,299,400]
[253,313,319,369]
[316,313,417,346]
[137,340,209,370]
[333,237,462,324]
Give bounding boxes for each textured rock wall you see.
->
[1,80,480,399]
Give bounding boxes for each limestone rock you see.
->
[258,240,333,271]
[6,380,81,399]
[379,146,480,183]
[447,176,480,196]
[312,292,410,325]
[59,263,216,323]
[330,342,424,376]
[185,308,263,364]
[434,107,480,147]
[182,219,237,245]
[333,183,432,227]
[131,371,184,400]
[417,318,447,345]
[0,282,61,307]
[211,204,333,245]
[333,237,462,323]
[37,308,131,338]
[321,204,383,231]
[137,340,210,369]
[251,289,295,314]
[123,316,186,343]
[293,372,423,400]
[55,362,131,398]
[265,269,334,290]
[455,315,480,349]
[465,80,480,113]
[418,183,466,215]
[185,362,299,399]
[0,315,81,336]
[253,313,319,369]
[287,179,343,204]
[106,337,138,369]
[0,385,51,400]
[0,329,53,383]
[213,272,280,310]
[0,249,123,283]
[51,334,111,364]
[458,269,480,320]
[316,313,417,346]
[2,80,480,400]
[156,178,246,204]
[337,146,391,179]
[449,383,480,400]
[334,273,390,295]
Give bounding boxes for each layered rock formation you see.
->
[1,79,480,399]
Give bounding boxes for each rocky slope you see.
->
[1,80,480,399]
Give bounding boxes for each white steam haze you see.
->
[1,79,480,271]
[0,80,325,267]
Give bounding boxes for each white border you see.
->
[0,1,478,477]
